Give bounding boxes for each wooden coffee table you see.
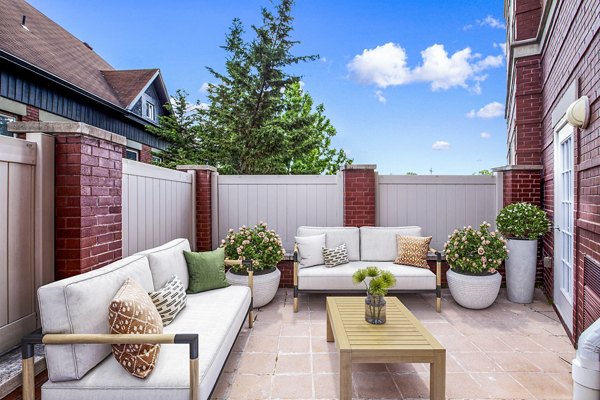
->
[326,296,446,400]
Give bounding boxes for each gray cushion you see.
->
[295,234,326,268]
[136,238,191,290]
[38,255,154,382]
[42,285,251,400]
[296,227,360,261]
[360,226,423,261]
[297,261,435,291]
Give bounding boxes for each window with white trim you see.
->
[145,101,156,121]
[0,113,16,137]
[125,148,139,161]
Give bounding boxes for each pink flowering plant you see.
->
[444,222,509,275]
[221,222,285,273]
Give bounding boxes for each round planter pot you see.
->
[505,238,538,304]
[226,267,281,308]
[446,269,501,309]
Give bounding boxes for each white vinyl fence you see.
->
[377,175,501,251]
[216,175,344,252]
[122,160,194,256]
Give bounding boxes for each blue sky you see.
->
[30,0,508,175]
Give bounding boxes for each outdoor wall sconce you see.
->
[566,96,590,128]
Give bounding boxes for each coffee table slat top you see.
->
[326,297,444,352]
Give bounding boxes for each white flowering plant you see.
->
[444,222,508,275]
[496,202,549,240]
[221,222,285,273]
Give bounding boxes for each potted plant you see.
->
[496,202,549,303]
[444,222,509,309]
[222,222,285,308]
[352,267,396,324]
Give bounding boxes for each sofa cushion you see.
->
[38,255,154,382]
[322,243,349,268]
[184,248,229,293]
[296,227,360,261]
[360,226,423,261]
[395,235,432,269]
[41,285,251,400]
[297,261,435,291]
[295,234,326,268]
[136,238,191,291]
[149,275,187,326]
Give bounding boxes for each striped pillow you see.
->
[322,243,349,268]
[149,275,187,326]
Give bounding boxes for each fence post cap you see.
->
[176,165,218,172]
[340,164,377,171]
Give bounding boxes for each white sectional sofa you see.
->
[22,239,253,400]
[292,226,442,312]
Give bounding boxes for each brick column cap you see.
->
[176,165,217,172]
[8,121,127,145]
[340,164,377,171]
[492,164,543,172]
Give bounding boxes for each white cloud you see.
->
[347,42,502,92]
[478,15,506,29]
[299,80,306,89]
[199,82,210,93]
[432,140,451,151]
[467,101,504,118]
[375,90,386,104]
[480,131,491,139]
[493,42,507,57]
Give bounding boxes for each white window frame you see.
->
[145,101,156,121]
[125,148,140,161]
[0,112,17,137]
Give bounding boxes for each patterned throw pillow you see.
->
[149,275,187,326]
[109,278,163,379]
[322,243,349,268]
[394,235,432,269]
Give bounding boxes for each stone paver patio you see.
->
[213,288,575,400]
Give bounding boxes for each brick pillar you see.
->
[177,165,217,251]
[342,164,377,227]
[140,144,153,164]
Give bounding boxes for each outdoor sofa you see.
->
[22,238,253,400]
[292,226,442,313]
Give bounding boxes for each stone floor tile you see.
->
[511,372,573,399]
[445,372,488,399]
[245,334,279,353]
[434,334,479,352]
[312,352,339,373]
[212,371,234,399]
[237,353,277,374]
[526,352,572,373]
[451,352,501,373]
[228,373,272,399]
[392,372,430,399]
[281,322,311,337]
[422,321,463,336]
[310,337,337,353]
[353,372,401,399]
[499,334,546,352]
[232,334,250,352]
[386,362,428,374]
[487,352,541,372]
[279,336,311,354]
[314,373,340,399]
[470,372,535,399]
[309,322,326,337]
[271,374,313,399]
[352,362,389,373]
[468,334,513,352]
[275,353,312,374]
[539,334,576,353]
[223,351,242,373]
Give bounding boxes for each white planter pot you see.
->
[446,269,501,309]
[226,267,281,308]
[505,238,538,304]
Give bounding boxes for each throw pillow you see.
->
[394,235,432,269]
[149,275,187,326]
[184,247,229,294]
[295,234,326,268]
[109,278,163,379]
[322,243,349,267]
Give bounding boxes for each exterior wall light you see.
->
[566,96,590,128]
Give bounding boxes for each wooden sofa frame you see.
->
[292,246,443,313]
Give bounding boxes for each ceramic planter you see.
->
[505,238,538,304]
[446,269,501,309]
[226,267,281,308]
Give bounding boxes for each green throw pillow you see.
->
[184,248,229,293]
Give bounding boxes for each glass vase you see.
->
[365,294,386,324]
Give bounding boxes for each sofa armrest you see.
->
[22,332,200,400]
[224,259,254,327]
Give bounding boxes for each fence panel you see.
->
[217,175,343,252]
[377,175,499,251]
[122,160,194,256]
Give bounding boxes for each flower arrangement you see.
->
[496,202,549,240]
[444,222,508,275]
[352,267,397,296]
[221,222,285,273]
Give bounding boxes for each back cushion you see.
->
[136,238,191,290]
[38,255,154,382]
[296,227,360,261]
[360,226,423,261]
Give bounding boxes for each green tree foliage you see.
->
[476,169,493,176]
[406,172,417,175]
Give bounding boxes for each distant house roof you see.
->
[0,0,169,114]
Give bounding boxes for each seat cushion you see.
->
[136,238,191,291]
[297,261,435,291]
[42,285,251,400]
[296,227,360,261]
[360,227,423,261]
[38,255,154,382]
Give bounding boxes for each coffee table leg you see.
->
[339,351,352,400]
[430,353,446,400]
[326,304,334,342]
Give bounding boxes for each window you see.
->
[125,148,139,161]
[152,154,162,163]
[145,101,156,121]
[0,113,16,137]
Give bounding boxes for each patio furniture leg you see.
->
[326,302,334,342]
[244,259,254,328]
[434,250,442,313]
[339,350,352,400]
[430,352,446,400]
[293,244,299,313]
[21,342,35,400]
[189,357,199,400]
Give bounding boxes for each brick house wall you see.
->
[343,165,377,227]
[140,144,153,164]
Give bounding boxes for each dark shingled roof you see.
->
[0,0,161,109]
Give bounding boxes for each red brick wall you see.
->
[514,0,542,41]
[514,56,543,165]
[194,169,213,251]
[55,134,123,279]
[22,105,39,122]
[343,166,376,227]
[502,170,542,206]
[140,144,153,164]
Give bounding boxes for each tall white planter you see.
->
[505,238,538,303]
[226,267,281,308]
[446,269,501,309]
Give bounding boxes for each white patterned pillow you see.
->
[149,275,187,326]
[322,244,349,268]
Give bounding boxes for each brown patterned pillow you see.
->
[394,235,432,269]
[109,278,163,379]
